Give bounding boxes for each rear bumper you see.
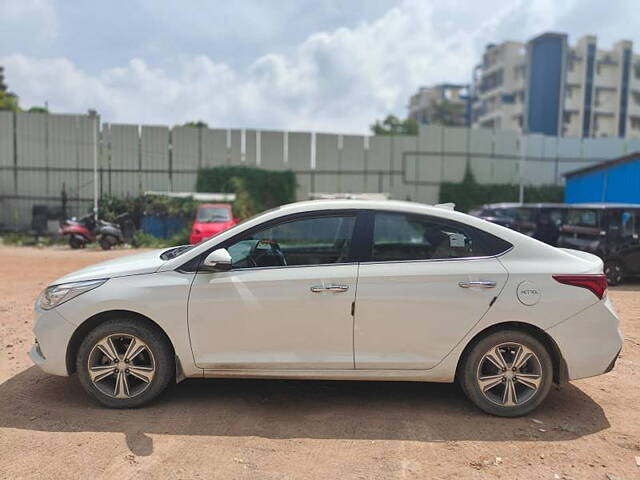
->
[547,296,624,381]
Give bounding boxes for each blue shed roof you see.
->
[564,152,640,177]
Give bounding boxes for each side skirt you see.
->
[199,368,454,383]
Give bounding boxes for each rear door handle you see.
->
[310,284,349,293]
[458,280,497,289]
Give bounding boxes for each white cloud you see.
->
[0,0,628,133]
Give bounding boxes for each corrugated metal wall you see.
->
[1,113,97,227]
[565,156,640,203]
[3,111,640,229]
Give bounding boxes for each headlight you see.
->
[38,279,108,310]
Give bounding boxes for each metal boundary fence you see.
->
[2,111,640,229]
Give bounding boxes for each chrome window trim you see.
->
[358,244,514,266]
[195,261,359,274]
[194,245,513,272]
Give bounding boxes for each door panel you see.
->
[354,258,508,369]
[188,264,357,369]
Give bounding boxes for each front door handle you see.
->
[458,280,497,289]
[310,284,349,293]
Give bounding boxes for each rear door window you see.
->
[370,212,512,262]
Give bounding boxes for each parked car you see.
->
[31,200,622,416]
[471,203,568,238]
[189,203,237,244]
[558,203,640,286]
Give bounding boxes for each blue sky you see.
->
[1,0,638,133]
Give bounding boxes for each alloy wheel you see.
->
[87,333,156,399]
[605,262,623,286]
[476,342,543,407]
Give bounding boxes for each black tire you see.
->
[459,330,553,417]
[99,236,114,250]
[69,236,83,249]
[76,318,174,408]
[604,260,624,286]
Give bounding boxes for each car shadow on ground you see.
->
[610,277,640,292]
[0,367,609,456]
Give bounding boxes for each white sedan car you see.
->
[30,200,623,416]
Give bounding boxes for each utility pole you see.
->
[519,131,527,204]
[92,113,99,220]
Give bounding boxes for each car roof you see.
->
[567,203,640,209]
[272,199,447,214]
[482,202,568,209]
[482,202,640,210]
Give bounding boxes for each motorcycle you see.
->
[60,212,135,250]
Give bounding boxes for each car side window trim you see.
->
[187,209,367,272]
[358,247,514,266]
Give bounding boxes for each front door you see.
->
[188,213,358,370]
[354,212,509,369]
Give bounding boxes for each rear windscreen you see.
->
[196,206,232,223]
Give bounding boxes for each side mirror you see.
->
[201,248,232,272]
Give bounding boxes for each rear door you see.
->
[354,211,510,369]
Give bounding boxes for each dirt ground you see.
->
[0,246,639,480]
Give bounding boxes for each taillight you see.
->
[552,274,608,300]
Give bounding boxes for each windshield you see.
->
[196,206,232,223]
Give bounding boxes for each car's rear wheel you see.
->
[76,319,174,408]
[459,330,553,417]
[604,260,624,286]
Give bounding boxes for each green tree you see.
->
[370,115,418,136]
[427,99,466,127]
[184,120,208,128]
[28,106,49,113]
[0,91,19,112]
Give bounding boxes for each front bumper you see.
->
[547,296,624,381]
[29,307,76,376]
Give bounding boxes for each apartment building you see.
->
[407,83,469,126]
[472,41,526,132]
[471,33,640,138]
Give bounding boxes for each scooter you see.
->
[60,212,133,250]
[60,213,97,249]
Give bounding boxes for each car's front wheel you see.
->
[459,330,553,417]
[76,319,174,408]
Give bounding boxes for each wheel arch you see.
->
[65,309,176,375]
[455,321,568,385]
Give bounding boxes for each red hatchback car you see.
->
[189,203,237,244]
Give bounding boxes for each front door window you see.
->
[226,215,356,268]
